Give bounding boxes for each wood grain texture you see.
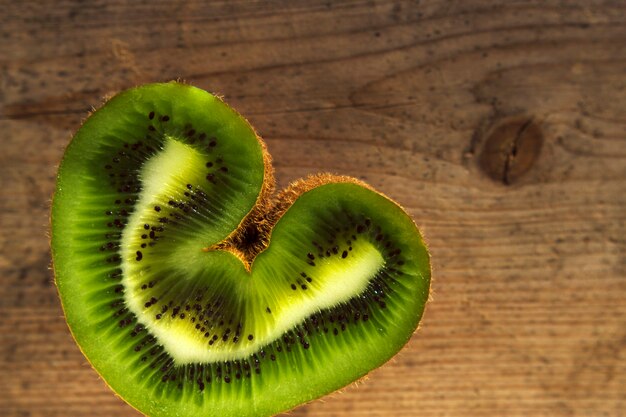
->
[1,1,625,416]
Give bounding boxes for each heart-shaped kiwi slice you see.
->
[51,82,431,417]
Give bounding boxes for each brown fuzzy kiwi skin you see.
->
[203,128,275,270]
[51,82,432,416]
[212,173,393,270]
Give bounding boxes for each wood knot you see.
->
[478,116,543,185]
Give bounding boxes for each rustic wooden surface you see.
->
[1,1,625,416]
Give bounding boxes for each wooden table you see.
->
[2,1,625,416]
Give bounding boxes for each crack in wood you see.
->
[502,117,533,185]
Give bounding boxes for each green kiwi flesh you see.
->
[51,82,431,417]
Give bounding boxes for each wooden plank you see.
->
[1,1,625,416]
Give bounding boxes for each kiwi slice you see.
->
[51,82,431,417]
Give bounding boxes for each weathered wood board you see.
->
[1,1,625,416]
